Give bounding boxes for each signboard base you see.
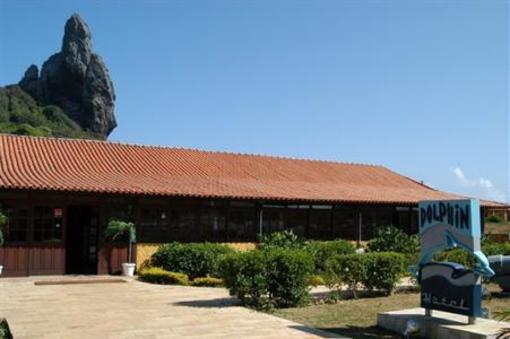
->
[377,308,509,339]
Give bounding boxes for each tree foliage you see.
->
[0,85,101,139]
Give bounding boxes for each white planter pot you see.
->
[122,263,136,277]
[0,265,3,276]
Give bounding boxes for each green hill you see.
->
[0,85,101,139]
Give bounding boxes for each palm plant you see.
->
[104,220,136,263]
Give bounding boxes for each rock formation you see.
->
[19,14,116,138]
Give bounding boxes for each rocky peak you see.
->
[18,13,116,138]
[62,13,92,79]
[19,64,39,99]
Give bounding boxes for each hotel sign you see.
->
[417,199,494,317]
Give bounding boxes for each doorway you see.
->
[66,206,99,274]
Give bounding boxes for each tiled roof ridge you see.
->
[1,133,505,207]
[0,133,383,168]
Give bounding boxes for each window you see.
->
[198,208,227,242]
[3,206,29,242]
[33,206,63,242]
[309,208,332,239]
[332,207,357,240]
[139,207,171,242]
[228,204,257,241]
[263,207,285,234]
[173,209,199,242]
[285,208,308,237]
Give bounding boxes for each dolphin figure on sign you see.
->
[417,223,494,278]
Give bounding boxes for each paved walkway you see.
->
[0,276,338,339]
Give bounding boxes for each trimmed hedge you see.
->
[138,267,189,285]
[151,242,234,279]
[192,276,224,287]
[324,252,406,297]
[304,239,355,272]
[220,248,314,310]
[362,252,407,293]
[324,253,367,298]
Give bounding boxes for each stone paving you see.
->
[0,276,339,339]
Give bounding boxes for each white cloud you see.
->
[449,166,506,202]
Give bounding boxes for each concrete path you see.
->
[0,276,338,339]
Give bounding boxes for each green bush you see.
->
[304,239,355,272]
[430,238,510,269]
[138,267,189,285]
[483,241,510,256]
[324,252,406,297]
[362,252,406,294]
[151,242,234,279]
[368,225,420,254]
[265,248,314,308]
[433,248,476,268]
[0,86,102,140]
[257,230,306,250]
[0,318,12,339]
[486,215,503,223]
[324,253,367,298]
[192,276,224,287]
[220,250,271,309]
[220,248,314,309]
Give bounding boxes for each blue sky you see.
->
[0,0,508,203]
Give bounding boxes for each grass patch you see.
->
[271,284,510,338]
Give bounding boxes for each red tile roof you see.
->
[0,134,503,206]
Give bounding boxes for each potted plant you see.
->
[0,211,6,276]
[104,219,136,276]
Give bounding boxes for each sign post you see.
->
[416,199,494,322]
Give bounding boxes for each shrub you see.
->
[220,250,271,309]
[431,238,510,269]
[220,248,314,309]
[308,274,325,287]
[265,248,314,308]
[138,267,189,285]
[304,239,355,272]
[368,225,420,254]
[486,215,503,223]
[192,276,224,287]
[483,241,510,256]
[257,230,306,250]
[0,318,12,339]
[361,252,406,294]
[324,252,406,297]
[151,242,234,279]
[433,248,476,268]
[324,253,367,298]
